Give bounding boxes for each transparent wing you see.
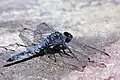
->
[34,23,56,44]
[19,23,56,48]
[19,28,35,49]
[66,37,109,69]
[0,47,15,61]
[69,37,110,58]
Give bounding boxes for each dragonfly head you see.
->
[63,32,73,43]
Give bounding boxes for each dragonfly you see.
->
[4,22,110,71]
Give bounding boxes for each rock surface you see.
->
[0,0,120,80]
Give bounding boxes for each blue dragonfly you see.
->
[4,22,110,71]
[6,23,75,62]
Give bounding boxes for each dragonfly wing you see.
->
[67,37,109,69]
[69,37,110,57]
[19,28,35,49]
[1,48,15,61]
[34,23,56,44]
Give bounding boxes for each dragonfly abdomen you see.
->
[7,51,29,62]
[7,39,50,62]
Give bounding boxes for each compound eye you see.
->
[65,37,72,43]
[63,32,73,43]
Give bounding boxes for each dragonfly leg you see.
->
[58,51,63,57]
[61,44,75,58]
[62,48,73,58]
[53,54,57,62]
[48,54,57,62]
[43,46,57,62]
[63,44,80,61]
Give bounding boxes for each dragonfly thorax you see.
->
[47,31,73,47]
[47,32,65,45]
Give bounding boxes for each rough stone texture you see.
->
[0,0,120,80]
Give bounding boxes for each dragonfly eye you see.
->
[63,32,73,43]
